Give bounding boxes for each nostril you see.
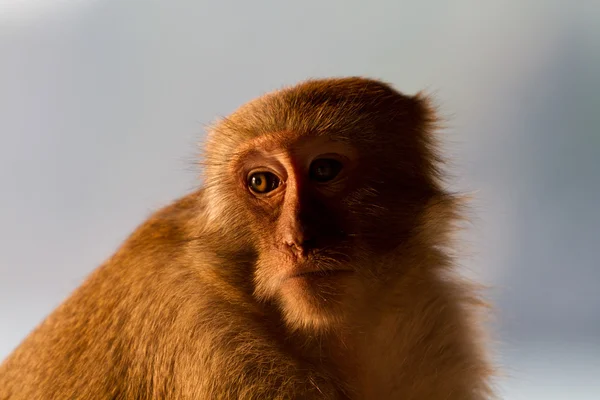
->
[284,239,299,249]
[301,237,316,250]
[283,235,315,257]
[281,222,315,255]
[283,225,311,246]
[284,242,303,259]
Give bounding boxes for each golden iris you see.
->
[248,172,280,194]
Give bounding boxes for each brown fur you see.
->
[0,77,495,399]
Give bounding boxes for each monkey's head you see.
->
[203,77,448,332]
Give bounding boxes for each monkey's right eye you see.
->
[248,172,281,194]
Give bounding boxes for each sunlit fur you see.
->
[200,77,495,397]
[0,77,495,399]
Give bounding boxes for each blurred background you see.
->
[1,0,598,398]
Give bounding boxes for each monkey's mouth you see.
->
[291,269,353,279]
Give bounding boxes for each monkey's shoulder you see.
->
[121,189,205,250]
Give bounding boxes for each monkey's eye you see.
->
[309,159,342,183]
[248,172,281,194]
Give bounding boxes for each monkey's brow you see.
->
[232,145,292,163]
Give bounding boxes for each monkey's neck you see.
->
[290,268,478,399]
[287,314,394,398]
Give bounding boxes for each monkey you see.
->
[0,77,495,399]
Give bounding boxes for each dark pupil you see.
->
[249,172,279,193]
[309,159,342,182]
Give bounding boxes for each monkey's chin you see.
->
[277,272,356,333]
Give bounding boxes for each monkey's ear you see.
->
[404,91,444,145]
[407,92,438,128]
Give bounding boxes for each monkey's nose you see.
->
[283,228,313,258]
[285,242,304,258]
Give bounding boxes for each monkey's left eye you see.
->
[248,172,281,194]
[309,159,343,183]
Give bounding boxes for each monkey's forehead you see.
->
[212,77,423,143]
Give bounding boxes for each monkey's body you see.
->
[0,78,494,399]
[1,191,329,399]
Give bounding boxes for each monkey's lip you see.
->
[289,269,353,279]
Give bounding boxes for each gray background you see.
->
[1,0,598,398]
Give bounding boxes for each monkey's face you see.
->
[226,133,396,332]
[203,78,440,332]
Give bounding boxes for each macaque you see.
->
[0,77,495,399]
